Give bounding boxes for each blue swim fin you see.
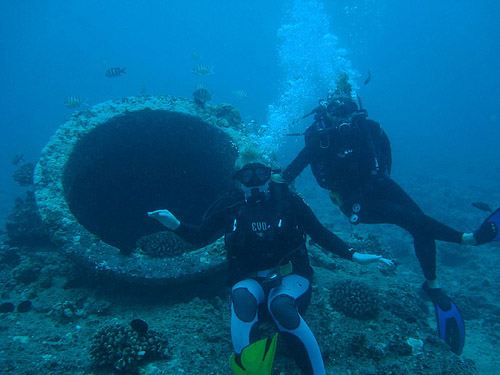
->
[484,206,500,241]
[422,283,465,355]
[473,206,500,245]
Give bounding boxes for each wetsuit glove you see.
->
[148,209,180,230]
[352,252,395,267]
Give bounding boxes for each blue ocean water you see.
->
[1,0,499,225]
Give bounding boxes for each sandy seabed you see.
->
[1,174,499,375]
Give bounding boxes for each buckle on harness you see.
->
[258,261,293,289]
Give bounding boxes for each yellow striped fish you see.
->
[193,84,212,106]
[64,96,87,108]
[232,89,248,99]
[105,66,126,78]
[192,64,214,76]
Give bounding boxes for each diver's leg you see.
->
[268,275,325,375]
[413,235,437,282]
[354,177,463,243]
[347,178,454,288]
[231,279,265,354]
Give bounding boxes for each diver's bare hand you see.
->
[353,253,395,267]
[148,209,180,230]
[379,257,396,267]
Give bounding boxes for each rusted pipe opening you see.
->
[35,96,242,285]
[63,109,237,252]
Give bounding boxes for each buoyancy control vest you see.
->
[225,185,306,274]
[305,113,392,192]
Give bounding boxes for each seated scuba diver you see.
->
[149,151,394,375]
[281,77,499,356]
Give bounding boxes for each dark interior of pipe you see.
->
[63,109,238,252]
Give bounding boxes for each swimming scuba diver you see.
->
[149,150,394,375]
[281,78,499,355]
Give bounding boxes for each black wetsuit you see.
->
[175,183,353,375]
[176,183,354,284]
[282,114,463,280]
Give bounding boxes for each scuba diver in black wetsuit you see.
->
[149,150,394,375]
[281,77,499,355]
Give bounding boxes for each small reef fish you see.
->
[64,96,86,108]
[11,153,25,166]
[193,84,212,106]
[472,202,492,212]
[364,70,371,85]
[232,89,248,99]
[192,64,214,76]
[105,67,126,78]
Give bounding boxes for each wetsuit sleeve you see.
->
[175,204,235,246]
[291,194,354,261]
[282,144,313,185]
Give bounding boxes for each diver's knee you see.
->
[269,294,300,330]
[232,287,258,322]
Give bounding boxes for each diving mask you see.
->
[234,163,272,188]
[327,97,358,118]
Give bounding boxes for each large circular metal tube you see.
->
[35,95,241,286]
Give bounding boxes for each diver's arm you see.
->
[282,145,313,185]
[293,195,395,266]
[291,194,354,260]
[148,209,230,246]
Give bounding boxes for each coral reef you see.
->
[47,300,87,322]
[5,191,50,246]
[212,103,243,129]
[89,322,169,374]
[330,280,379,319]
[135,231,194,258]
[47,294,112,323]
[0,245,21,267]
[12,162,36,187]
[12,257,42,284]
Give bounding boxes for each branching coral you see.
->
[90,322,169,374]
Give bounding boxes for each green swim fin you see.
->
[230,334,278,375]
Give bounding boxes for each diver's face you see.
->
[327,98,357,118]
[234,163,271,188]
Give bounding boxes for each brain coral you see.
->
[330,280,380,319]
[135,231,194,258]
